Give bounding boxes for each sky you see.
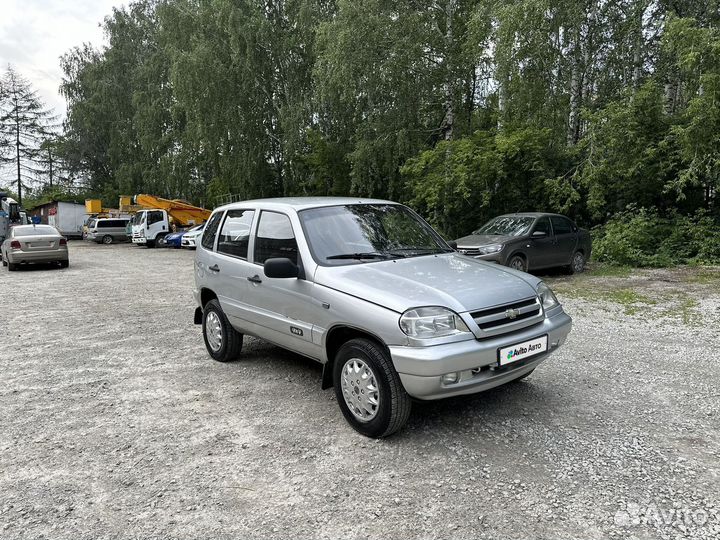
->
[0,0,123,117]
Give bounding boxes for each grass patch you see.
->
[601,289,657,315]
[558,286,656,315]
[685,268,720,284]
[588,264,632,278]
[663,297,701,325]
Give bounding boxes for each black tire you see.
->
[146,240,156,248]
[507,254,527,273]
[569,250,586,274]
[59,260,69,269]
[202,299,243,362]
[8,262,17,271]
[102,235,113,245]
[1,259,6,267]
[509,368,535,383]
[157,236,166,248]
[333,338,411,438]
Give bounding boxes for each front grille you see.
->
[457,247,481,256]
[470,298,537,319]
[471,297,543,338]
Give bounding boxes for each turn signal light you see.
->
[10,240,20,249]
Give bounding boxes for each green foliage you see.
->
[593,207,720,267]
[402,127,563,237]
[54,1,720,268]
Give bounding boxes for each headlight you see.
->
[477,243,503,255]
[399,306,471,339]
[537,282,559,309]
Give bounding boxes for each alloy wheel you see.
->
[572,252,585,273]
[205,311,223,352]
[340,358,380,422]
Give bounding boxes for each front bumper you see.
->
[182,237,197,247]
[389,310,572,399]
[132,236,147,244]
[472,253,503,264]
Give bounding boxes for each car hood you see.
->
[454,233,514,247]
[313,253,540,314]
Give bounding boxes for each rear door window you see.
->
[217,210,255,259]
[550,216,573,235]
[254,211,298,265]
[201,211,224,250]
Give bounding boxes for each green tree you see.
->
[0,66,57,206]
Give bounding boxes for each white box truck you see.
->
[48,201,89,239]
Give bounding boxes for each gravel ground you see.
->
[1,242,718,540]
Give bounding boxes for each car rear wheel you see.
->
[59,260,69,268]
[569,251,586,274]
[202,299,243,362]
[508,254,527,272]
[8,262,17,271]
[102,235,113,244]
[333,338,411,438]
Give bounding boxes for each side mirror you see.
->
[448,240,458,250]
[264,257,299,279]
[531,231,547,238]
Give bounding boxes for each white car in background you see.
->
[181,224,205,249]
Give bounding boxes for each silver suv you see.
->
[193,198,572,437]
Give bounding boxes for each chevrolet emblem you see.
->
[505,308,520,320]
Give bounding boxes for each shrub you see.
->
[593,206,720,267]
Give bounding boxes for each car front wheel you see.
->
[202,299,243,362]
[333,338,411,438]
[508,254,527,272]
[102,235,113,244]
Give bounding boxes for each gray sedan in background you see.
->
[454,212,592,273]
[1,225,69,271]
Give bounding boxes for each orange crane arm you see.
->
[134,194,211,226]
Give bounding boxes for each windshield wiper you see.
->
[389,247,451,255]
[326,252,394,260]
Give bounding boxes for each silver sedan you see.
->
[1,225,69,271]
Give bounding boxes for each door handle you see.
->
[208,264,220,272]
[247,274,262,284]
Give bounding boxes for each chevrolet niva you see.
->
[193,198,572,437]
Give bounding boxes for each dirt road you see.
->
[1,242,718,539]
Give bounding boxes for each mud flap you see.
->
[321,362,333,390]
[194,307,202,325]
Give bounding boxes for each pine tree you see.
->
[0,66,57,206]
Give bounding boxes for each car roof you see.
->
[496,212,570,219]
[214,196,396,212]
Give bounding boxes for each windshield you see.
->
[13,225,58,237]
[86,218,96,229]
[474,216,535,236]
[299,204,451,265]
[131,212,145,225]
